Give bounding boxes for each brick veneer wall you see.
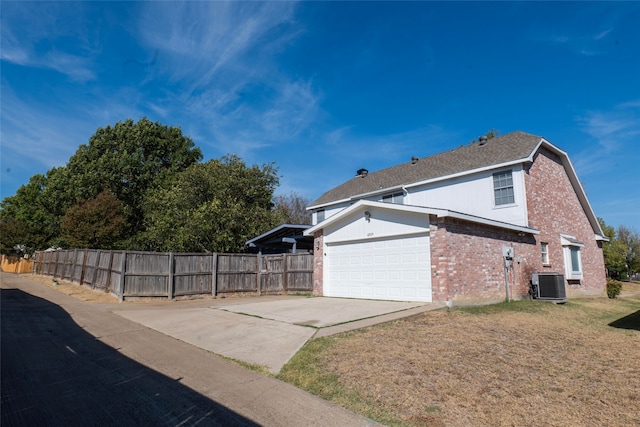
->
[430,147,606,305]
[312,231,324,296]
[430,216,538,306]
[524,148,606,297]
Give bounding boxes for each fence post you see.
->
[107,251,114,293]
[168,252,174,300]
[90,250,99,289]
[257,253,262,296]
[212,253,218,298]
[283,254,288,293]
[53,250,60,279]
[80,249,88,285]
[70,249,76,281]
[118,252,126,302]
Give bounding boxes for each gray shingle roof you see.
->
[310,131,543,207]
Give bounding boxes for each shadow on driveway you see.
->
[1,288,258,426]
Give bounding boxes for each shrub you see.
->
[606,278,623,299]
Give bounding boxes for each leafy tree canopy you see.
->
[0,118,202,252]
[63,117,202,233]
[141,155,281,253]
[598,217,640,280]
[60,189,127,249]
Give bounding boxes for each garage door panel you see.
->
[325,234,431,302]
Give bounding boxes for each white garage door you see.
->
[325,233,431,302]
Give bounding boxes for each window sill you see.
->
[493,203,518,210]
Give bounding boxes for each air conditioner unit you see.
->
[531,273,566,301]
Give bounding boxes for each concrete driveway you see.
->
[114,296,445,373]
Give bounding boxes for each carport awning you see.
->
[246,224,313,252]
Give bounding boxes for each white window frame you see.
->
[315,209,325,224]
[560,234,583,280]
[492,169,515,207]
[541,242,549,265]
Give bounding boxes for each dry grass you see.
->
[280,294,640,426]
[20,273,118,303]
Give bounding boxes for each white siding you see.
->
[312,203,350,225]
[408,166,528,226]
[323,207,429,244]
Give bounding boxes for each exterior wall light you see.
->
[364,211,371,222]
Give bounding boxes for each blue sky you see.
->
[1,1,639,231]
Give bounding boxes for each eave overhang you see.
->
[303,200,540,237]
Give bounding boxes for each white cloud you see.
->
[138,2,298,91]
[0,2,97,81]
[593,28,612,40]
[130,1,327,159]
[578,102,640,152]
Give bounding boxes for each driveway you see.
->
[113,296,445,373]
[2,273,382,426]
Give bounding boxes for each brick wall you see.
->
[312,231,324,296]
[430,216,538,306]
[430,147,606,305]
[524,148,606,297]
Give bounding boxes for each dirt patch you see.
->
[21,274,119,303]
[282,297,640,426]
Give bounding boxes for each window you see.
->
[382,192,404,204]
[316,209,325,223]
[560,235,583,280]
[541,242,549,264]
[493,170,515,206]
[570,247,581,273]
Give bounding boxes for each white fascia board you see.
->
[440,211,540,235]
[538,138,606,239]
[307,197,351,211]
[303,199,539,236]
[303,200,443,236]
[403,159,532,191]
[348,185,406,201]
[307,185,406,211]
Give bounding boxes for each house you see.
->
[304,131,607,306]
[245,224,313,254]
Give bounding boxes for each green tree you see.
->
[617,225,640,280]
[0,118,203,250]
[63,117,202,242]
[60,189,127,249]
[141,155,280,253]
[0,173,61,252]
[598,218,640,280]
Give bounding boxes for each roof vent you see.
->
[356,168,368,177]
[411,156,419,164]
[478,135,488,146]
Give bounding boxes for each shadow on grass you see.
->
[1,288,258,426]
[608,310,640,331]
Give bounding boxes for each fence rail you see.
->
[32,250,313,301]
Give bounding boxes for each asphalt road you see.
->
[1,273,377,426]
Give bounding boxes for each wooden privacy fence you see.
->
[32,250,313,301]
[1,255,34,274]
